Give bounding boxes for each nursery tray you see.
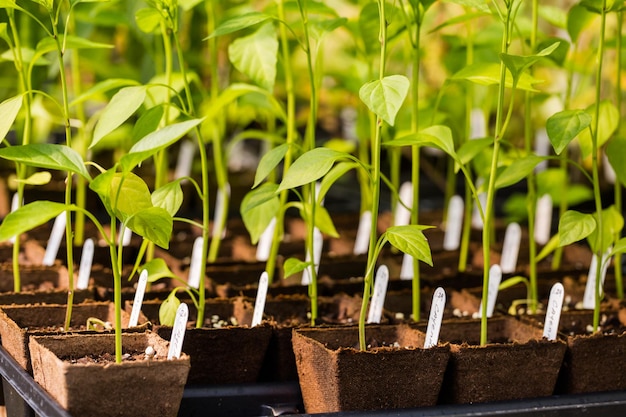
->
[2,342,626,417]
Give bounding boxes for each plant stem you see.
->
[613,10,623,300]
[109,216,123,364]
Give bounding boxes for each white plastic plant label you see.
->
[43,211,66,266]
[443,195,464,251]
[76,238,94,290]
[424,287,446,349]
[251,272,269,327]
[534,128,550,173]
[394,181,413,227]
[174,140,195,180]
[118,224,132,247]
[471,178,486,230]
[470,108,486,139]
[603,152,616,184]
[301,228,323,286]
[583,249,611,310]
[399,253,413,280]
[129,270,149,328]
[543,282,564,341]
[367,265,389,324]
[534,194,552,245]
[353,210,371,256]
[167,303,189,360]
[187,237,204,289]
[9,193,20,244]
[500,222,521,274]
[256,217,276,261]
[477,264,502,318]
[212,183,230,239]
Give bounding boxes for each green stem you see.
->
[613,10,624,300]
[109,217,123,364]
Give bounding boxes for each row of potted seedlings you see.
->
[0,0,625,415]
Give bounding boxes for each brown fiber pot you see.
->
[436,315,567,404]
[29,332,189,417]
[292,324,450,413]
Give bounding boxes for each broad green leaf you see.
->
[135,7,163,33]
[159,291,180,326]
[152,180,184,217]
[0,200,67,241]
[387,125,457,159]
[456,138,492,172]
[131,105,164,143]
[606,136,626,187]
[538,5,567,28]
[495,155,547,189]
[500,41,560,85]
[13,171,51,185]
[253,143,289,188]
[207,12,272,38]
[179,0,203,11]
[228,23,278,92]
[385,225,433,266]
[0,143,90,179]
[240,183,280,244]
[0,95,22,141]
[0,1,21,9]
[36,35,112,55]
[610,237,626,258]
[546,109,592,155]
[141,258,178,283]
[443,0,490,13]
[120,118,203,171]
[536,234,560,262]
[89,167,116,215]
[206,83,286,122]
[358,2,380,57]
[283,257,311,278]
[310,17,347,41]
[317,162,360,204]
[451,63,543,92]
[359,75,410,126]
[277,148,348,192]
[577,101,619,158]
[70,78,140,108]
[567,5,596,43]
[109,172,153,222]
[558,210,596,247]
[305,205,339,238]
[126,207,172,249]
[1,48,50,65]
[429,11,489,33]
[588,206,623,254]
[92,86,147,148]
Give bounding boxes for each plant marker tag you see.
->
[301,228,323,286]
[443,195,464,251]
[603,152,616,184]
[118,224,132,247]
[470,108,486,139]
[400,253,413,280]
[251,272,269,327]
[543,283,564,341]
[471,178,486,229]
[76,238,94,290]
[256,217,277,261]
[43,211,66,266]
[582,249,611,310]
[9,193,20,244]
[212,183,230,239]
[500,222,521,274]
[367,265,389,324]
[534,194,552,245]
[477,264,502,318]
[167,303,189,360]
[129,270,148,328]
[424,287,446,349]
[174,140,195,180]
[534,129,550,173]
[187,237,204,289]
[394,182,413,227]
[353,210,371,256]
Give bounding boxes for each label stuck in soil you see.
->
[174,139,195,180]
[424,287,446,349]
[76,238,94,290]
[301,228,323,286]
[535,194,552,245]
[443,195,463,251]
[256,217,276,261]
[168,303,189,360]
[129,269,149,328]
[470,108,486,139]
[119,224,132,247]
[400,253,413,280]
[367,265,389,324]
[583,249,610,310]
[9,193,20,244]
[395,182,413,227]
[212,183,230,239]
[500,222,521,273]
[252,272,269,327]
[543,282,564,341]
[43,211,66,266]
[478,264,502,318]
[353,210,371,256]
[187,237,204,289]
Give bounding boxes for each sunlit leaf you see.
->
[606,136,626,188]
[385,225,433,266]
[0,143,90,179]
[546,109,592,155]
[13,171,51,185]
[92,86,147,148]
[359,75,410,126]
[558,210,596,247]
[159,291,180,326]
[278,148,348,191]
[135,7,163,33]
[207,12,272,38]
[0,201,67,241]
[253,143,289,188]
[241,183,280,244]
[283,257,311,278]
[495,155,547,189]
[0,95,23,141]
[141,258,178,283]
[126,207,172,249]
[577,101,619,158]
[228,23,277,92]
[588,205,623,254]
[152,180,184,216]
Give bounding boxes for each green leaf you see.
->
[309,205,339,238]
[495,155,547,189]
[36,35,113,54]
[387,125,457,159]
[228,23,278,92]
[546,110,592,155]
[577,101,619,158]
[89,167,116,215]
[385,225,433,266]
[159,291,180,326]
[567,5,596,43]
[558,210,596,247]
[0,143,90,180]
[536,234,560,262]
[135,7,163,33]
[109,172,153,222]
[359,75,410,126]
[0,95,23,141]
[141,258,178,283]
[283,257,311,278]
[253,143,289,188]
[358,3,380,57]
[0,201,67,241]
[500,41,560,84]
[206,83,286,122]
[610,237,626,258]
[317,161,360,203]
[277,148,348,192]
[207,12,272,38]
[120,118,203,171]
[588,206,623,254]
[451,63,543,92]
[92,86,147,149]
[152,180,184,217]
[444,0,490,13]
[126,207,172,249]
[131,105,165,143]
[606,136,626,188]
[14,171,51,185]
[456,138,492,172]
[70,78,141,108]
[240,183,280,244]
